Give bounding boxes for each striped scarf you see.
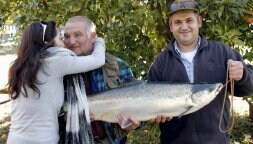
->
[64,74,94,144]
[43,47,94,144]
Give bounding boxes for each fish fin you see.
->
[178,106,193,118]
[187,96,197,107]
[121,78,144,87]
[120,118,133,129]
[99,109,118,121]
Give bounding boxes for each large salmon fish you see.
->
[88,80,223,125]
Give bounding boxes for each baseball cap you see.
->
[168,0,199,16]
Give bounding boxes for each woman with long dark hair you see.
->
[7,21,105,144]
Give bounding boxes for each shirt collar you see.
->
[174,36,201,55]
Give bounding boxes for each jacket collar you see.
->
[167,34,208,55]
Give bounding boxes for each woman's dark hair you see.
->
[8,21,57,99]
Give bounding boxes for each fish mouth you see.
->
[215,83,224,95]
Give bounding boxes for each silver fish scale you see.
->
[88,82,223,122]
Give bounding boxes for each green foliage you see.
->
[0,0,172,78]
[0,0,252,77]
[199,0,252,49]
[1,1,253,143]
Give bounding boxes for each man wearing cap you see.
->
[147,0,253,143]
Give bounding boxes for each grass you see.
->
[0,116,10,144]
[0,114,252,144]
[0,111,252,144]
[231,114,253,143]
[128,122,160,144]
[127,112,253,144]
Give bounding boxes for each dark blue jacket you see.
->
[147,35,253,144]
